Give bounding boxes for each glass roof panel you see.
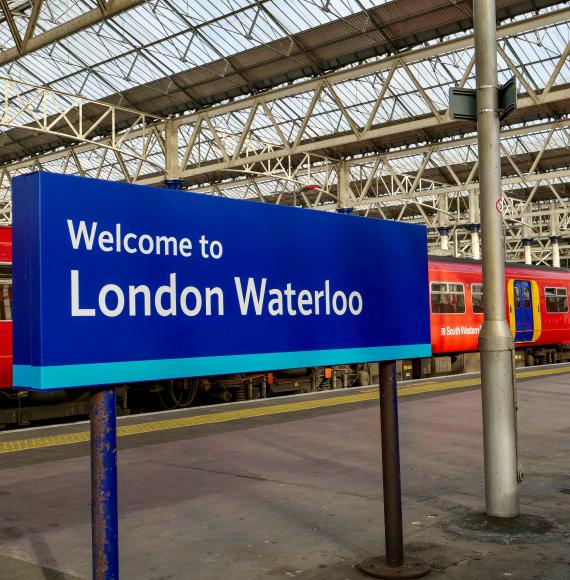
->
[0,0,393,107]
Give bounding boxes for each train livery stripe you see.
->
[507,280,516,336]
[13,344,431,390]
[0,365,568,455]
[531,281,542,343]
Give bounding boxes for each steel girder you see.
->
[0,0,148,65]
[0,77,162,157]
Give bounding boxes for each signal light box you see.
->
[12,172,431,390]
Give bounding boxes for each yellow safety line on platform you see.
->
[517,366,570,379]
[0,366,568,455]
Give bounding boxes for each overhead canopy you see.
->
[0,0,565,163]
[0,0,567,261]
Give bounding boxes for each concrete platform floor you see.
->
[0,368,569,579]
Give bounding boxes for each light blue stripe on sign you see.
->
[13,343,432,390]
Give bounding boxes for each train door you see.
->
[513,280,533,342]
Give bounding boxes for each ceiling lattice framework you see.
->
[0,0,567,263]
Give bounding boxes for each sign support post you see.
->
[359,362,429,579]
[90,387,119,580]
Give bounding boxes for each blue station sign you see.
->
[13,172,431,390]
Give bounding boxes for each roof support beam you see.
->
[174,89,570,181]
[0,0,23,52]
[22,0,44,50]
[0,0,147,65]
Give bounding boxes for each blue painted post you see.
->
[90,387,119,580]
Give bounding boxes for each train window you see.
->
[0,263,10,281]
[523,286,531,309]
[430,282,465,314]
[545,287,568,313]
[0,283,11,321]
[514,286,521,309]
[472,284,484,313]
[0,263,12,321]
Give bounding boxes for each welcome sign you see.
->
[13,172,431,390]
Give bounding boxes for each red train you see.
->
[0,225,569,424]
[429,257,570,365]
[0,226,11,389]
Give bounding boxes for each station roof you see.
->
[1,0,561,110]
[0,0,566,164]
[0,0,568,254]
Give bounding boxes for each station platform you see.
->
[0,363,569,580]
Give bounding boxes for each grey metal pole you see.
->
[474,0,519,518]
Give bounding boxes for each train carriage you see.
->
[0,225,568,426]
[429,257,570,364]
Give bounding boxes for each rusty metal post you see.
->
[378,361,403,567]
[90,387,119,580]
[359,361,429,579]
